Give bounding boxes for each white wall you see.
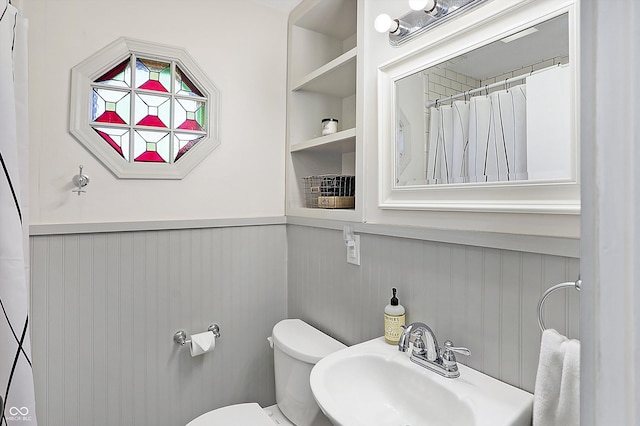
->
[580,0,640,424]
[25,0,288,225]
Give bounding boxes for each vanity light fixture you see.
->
[375,0,490,46]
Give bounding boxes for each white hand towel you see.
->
[533,329,580,426]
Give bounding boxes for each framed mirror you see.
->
[378,1,579,214]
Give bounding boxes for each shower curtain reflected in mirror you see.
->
[427,85,528,184]
[0,1,37,424]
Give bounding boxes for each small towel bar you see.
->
[537,278,581,332]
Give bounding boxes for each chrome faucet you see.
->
[398,322,470,378]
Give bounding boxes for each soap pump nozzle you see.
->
[390,287,399,306]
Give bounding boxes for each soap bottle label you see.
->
[384,313,406,344]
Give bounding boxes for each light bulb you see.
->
[409,0,436,12]
[374,14,399,33]
[409,0,427,10]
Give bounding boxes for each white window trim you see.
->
[69,37,220,179]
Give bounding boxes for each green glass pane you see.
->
[175,66,204,97]
[195,105,206,128]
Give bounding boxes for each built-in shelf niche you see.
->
[286,0,359,217]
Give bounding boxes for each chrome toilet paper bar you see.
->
[174,323,221,346]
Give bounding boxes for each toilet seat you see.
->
[186,403,276,426]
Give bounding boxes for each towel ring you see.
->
[537,278,581,332]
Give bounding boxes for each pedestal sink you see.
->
[310,337,533,426]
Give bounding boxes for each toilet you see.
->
[186,319,346,426]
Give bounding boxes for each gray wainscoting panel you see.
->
[287,225,579,393]
[30,225,287,426]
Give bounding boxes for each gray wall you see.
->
[30,225,287,426]
[29,222,579,425]
[287,225,579,393]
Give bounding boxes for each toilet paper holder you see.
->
[174,323,221,346]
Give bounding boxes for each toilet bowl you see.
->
[186,319,346,426]
[186,403,291,425]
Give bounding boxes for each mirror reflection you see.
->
[395,13,571,187]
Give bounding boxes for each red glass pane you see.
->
[177,119,202,131]
[95,111,126,124]
[135,151,165,162]
[138,115,167,128]
[139,80,168,92]
[174,136,203,162]
[95,129,124,157]
[96,59,129,84]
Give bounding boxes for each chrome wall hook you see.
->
[72,165,90,195]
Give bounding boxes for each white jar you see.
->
[321,118,339,135]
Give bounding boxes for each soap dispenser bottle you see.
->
[384,288,406,344]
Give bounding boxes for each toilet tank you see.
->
[271,319,346,426]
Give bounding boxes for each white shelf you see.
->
[292,0,357,40]
[292,48,357,98]
[290,127,356,154]
[287,206,358,220]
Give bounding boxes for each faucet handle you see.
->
[441,341,469,376]
[442,340,470,357]
[412,330,427,356]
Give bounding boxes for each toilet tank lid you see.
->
[271,319,346,364]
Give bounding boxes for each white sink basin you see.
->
[310,337,533,426]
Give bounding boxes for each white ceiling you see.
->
[448,13,569,81]
[250,0,302,13]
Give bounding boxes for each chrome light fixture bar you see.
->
[375,0,490,47]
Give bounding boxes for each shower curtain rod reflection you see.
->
[425,63,566,109]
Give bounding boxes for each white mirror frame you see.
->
[378,0,579,214]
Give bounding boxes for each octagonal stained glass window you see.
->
[70,38,219,179]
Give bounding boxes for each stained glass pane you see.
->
[92,88,130,124]
[175,66,204,97]
[94,59,131,88]
[136,58,171,92]
[83,50,213,171]
[134,94,170,128]
[174,98,206,131]
[174,133,204,162]
[93,126,130,160]
[133,130,170,163]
